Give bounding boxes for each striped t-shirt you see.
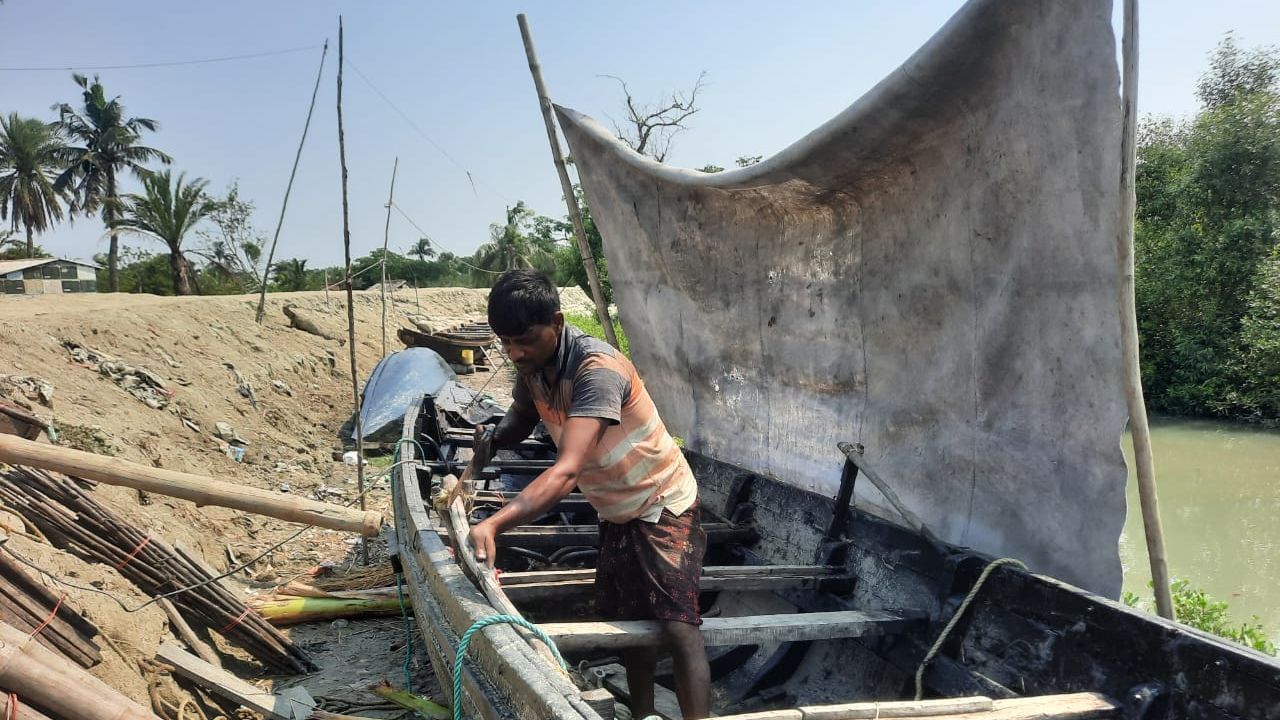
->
[512,325,696,523]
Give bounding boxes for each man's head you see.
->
[488,269,563,373]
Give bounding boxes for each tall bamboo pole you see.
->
[380,157,399,358]
[516,14,618,348]
[336,16,369,565]
[1118,0,1173,620]
[257,40,329,324]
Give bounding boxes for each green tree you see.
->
[1135,37,1280,420]
[0,114,67,258]
[96,247,173,295]
[193,183,265,292]
[54,73,170,292]
[0,238,49,260]
[472,202,551,283]
[113,170,215,296]
[408,237,437,262]
[271,258,310,292]
[735,154,763,167]
[698,164,725,173]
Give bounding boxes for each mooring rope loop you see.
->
[914,557,1027,700]
[453,614,568,720]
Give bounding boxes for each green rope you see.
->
[389,437,425,693]
[396,571,415,692]
[453,615,567,720]
[914,557,1027,700]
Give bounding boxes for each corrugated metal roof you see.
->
[0,257,100,275]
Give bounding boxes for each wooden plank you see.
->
[501,564,836,586]
[156,641,314,720]
[707,693,1117,720]
[437,522,753,548]
[504,572,844,602]
[798,696,992,719]
[593,662,683,720]
[437,476,563,670]
[542,609,924,652]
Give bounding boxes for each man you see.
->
[468,269,710,720]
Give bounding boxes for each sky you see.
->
[2,1,1280,268]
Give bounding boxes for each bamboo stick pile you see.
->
[0,548,100,669]
[0,465,315,674]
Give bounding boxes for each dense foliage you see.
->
[1135,38,1280,422]
[1126,579,1276,656]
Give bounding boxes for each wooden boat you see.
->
[390,396,1280,719]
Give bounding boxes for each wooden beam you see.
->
[709,692,1117,720]
[0,435,381,536]
[157,641,314,720]
[437,476,563,670]
[438,522,753,548]
[542,609,924,652]
[592,663,683,720]
[503,566,845,602]
[502,564,837,586]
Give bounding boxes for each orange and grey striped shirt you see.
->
[512,325,696,524]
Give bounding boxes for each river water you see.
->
[1119,417,1280,632]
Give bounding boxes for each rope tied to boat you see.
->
[390,437,426,693]
[453,614,568,720]
[914,557,1027,701]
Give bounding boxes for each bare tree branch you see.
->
[598,71,708,162]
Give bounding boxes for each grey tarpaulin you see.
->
[556,0,1127,594]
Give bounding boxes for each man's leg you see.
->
[622,646,659,718]
[661,620,710,719]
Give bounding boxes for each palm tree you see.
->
[113,170,215,295]
[409,237,436,262]
[54,74,171,291]
[0,114,67,258]
[473,202,550,282]
[270,258,309,292]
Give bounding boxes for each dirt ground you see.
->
[0,285,579,717]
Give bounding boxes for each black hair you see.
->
[488,269,560,336]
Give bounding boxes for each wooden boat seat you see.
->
[434,521,755,548]
[501,564,846,601]
[704,692,1120,719]
[542,609,926,652]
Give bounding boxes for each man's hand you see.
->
[468,520,498,569]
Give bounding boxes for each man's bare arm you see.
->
[468,415,608,567]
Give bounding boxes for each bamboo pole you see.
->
[257,40,329,324]
[336,17,370,566]
[380,157,399,358]
[516,13,618,348]
[0,621,159,720]
[1117,0,1173,620]
[0,436,381,536]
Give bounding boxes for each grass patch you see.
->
[565,311,629,358]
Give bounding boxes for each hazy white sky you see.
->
[2,1,1279,267]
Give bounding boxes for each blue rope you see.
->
[453,615,567,720]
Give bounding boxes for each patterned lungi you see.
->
[595,501,707,626]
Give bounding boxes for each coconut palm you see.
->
[473,202,549,282]
[114,170,215,295]
[409,237,437,262]
[0,114,67,258]
[54,74,171,291]
[270,258,309,292]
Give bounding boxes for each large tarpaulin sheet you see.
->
[557,0,1126,594]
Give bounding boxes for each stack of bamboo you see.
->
[0,549,100,669]
[0,466,315,674]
